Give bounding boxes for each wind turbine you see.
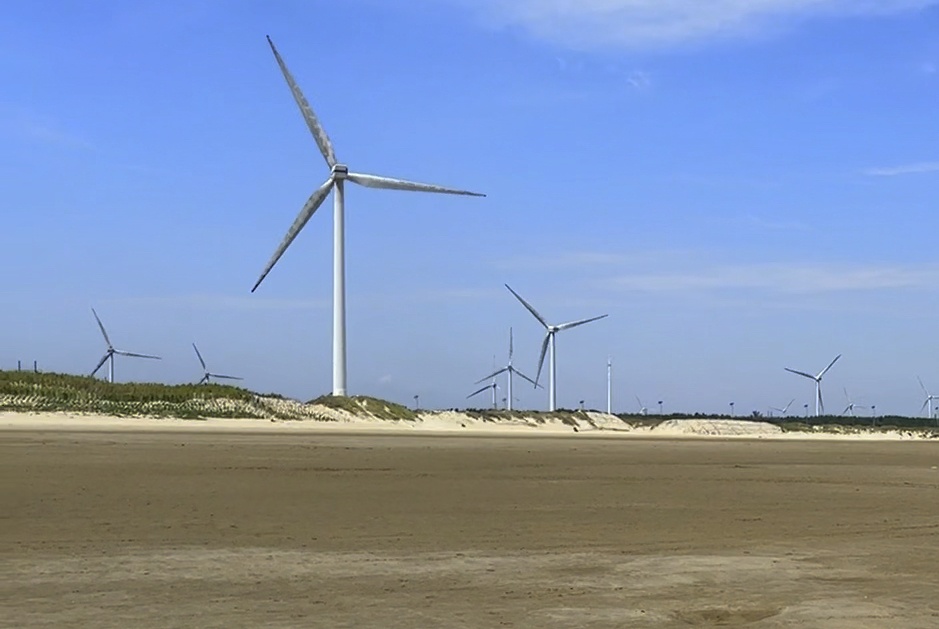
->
[90,308,160,383]
[473,328,540,412]
[635,396,648,416]
[769,398,795,417]
[784,354,841,417]
[842,387,865,417]
[505,285,608,412]
[918,376,938,418]
[192,343,243,385]
[467,381,499,410]
[251,37,484,397]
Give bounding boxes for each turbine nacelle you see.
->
[331,163,349,180]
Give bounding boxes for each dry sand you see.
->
[3,414,939,627]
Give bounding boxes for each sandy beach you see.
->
[3,414,939,627]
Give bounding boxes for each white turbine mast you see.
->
[252,37,484,396]
[784,354,841,417]
[918,376,937,418]
[504,285,608,412]
[607,356,612,415]
[473,328,541,412]
[90,308,160,383]
[193,343,243,385]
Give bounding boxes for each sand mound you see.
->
[652,419,782,437]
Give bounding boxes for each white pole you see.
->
[109,354,114,383]
[507,368,513,412]
[491,383,497,409]
[549,332,557,412]
[607,356,612,414]
[815,381,820,417]
[333,179,347,396]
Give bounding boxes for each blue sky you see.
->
[3,0,939,415]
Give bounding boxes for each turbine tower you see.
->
[467,381,499,410]
[90,308,160,383]
[473,328,540,411]
[607,356,613,415]
[252,37,484,396]
[785,354,841,417]
[504,285,608,412]
[918,376,937,418]
[192,343,243,385]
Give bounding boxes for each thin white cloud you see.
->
[745,215,809,231]
[603,263,939,293]
[439,0,939,49]
[864,161,939,176]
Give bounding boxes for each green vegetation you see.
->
[310,394,417,421]
[0,370,272,419]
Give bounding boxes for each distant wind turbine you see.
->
[473,328,540,412]
[251,37,484,397]
[842,387,865,417]
[769,398,795,417]
[918,376,938,418]
[467,381,499,410]
[505,284,608,412]
[785,354,841,417]
[192,343,243,385]
[90,308,160,383]
[635,396,648,416]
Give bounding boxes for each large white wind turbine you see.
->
[90,309,160,383]
[635,396,648,416]
[193,343,243,385]
[252,37,484,396]
[785,354,841,417]
[918,376,937,418]
[473,328,540,412]
[505,285,608,412]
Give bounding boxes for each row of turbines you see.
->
[180,38,939,418]
[88,309,241,385]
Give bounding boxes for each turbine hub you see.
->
[331,163,349,180]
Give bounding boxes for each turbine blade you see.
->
[508,327,513,362]
[783,399,794,413]
[199,374,209,385]
[252,178,334,292]
[475,367,508,384]
[209,374,243,381]
[192,343,206,370]
[467,385,490,399]
[818,387,825,414]
[922,399,930,412]
[534,332,550,387]
[514,368,542,389]
[504,284,549,328]
[918,376,929,397]
[266,36,337,168]
[91,353,110,376]
[557,314,609,331]
[817,354,841,379]
[785,367,816,380]
[114,351,161,360]
[91,308,112,348]
[346,172,484,197]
